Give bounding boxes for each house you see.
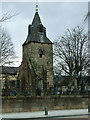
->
[54,75,90,95]
[54,75,70,94]
[0,66,19,95]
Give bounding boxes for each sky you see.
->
[1,1,88,66]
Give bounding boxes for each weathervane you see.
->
[36,0,38,12]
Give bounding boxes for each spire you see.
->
[36,0,38,12]
[32,0,41,26]
[23,2,53,45]
[32,11,42,26]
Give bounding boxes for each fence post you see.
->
[88,104,90,112]
[45,106,48,115]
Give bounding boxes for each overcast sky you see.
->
[2,2,88,66]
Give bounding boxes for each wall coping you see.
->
[2,95,89,100]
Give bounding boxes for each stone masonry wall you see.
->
[20,42,54,95]
[23,42,53,86]
[2,96,88,113]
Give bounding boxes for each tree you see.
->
[85,2,90,76]
[0,28,16,66]
[54,26,88,88]
[0,11,17,66]
[0,11,17,97]
[84,12,90,21]
[0,11,16,23]
[54,65,61,76]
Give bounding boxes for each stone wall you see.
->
[2,96,88,113]
[19,42,54,96]
[23,42,53,86]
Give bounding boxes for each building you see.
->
[54,75,90,95]
[54,75,70,94]
[19,10,54,96]
[0,66,19,95]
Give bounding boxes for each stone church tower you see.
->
[19,10,53,96]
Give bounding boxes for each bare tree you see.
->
[0,28,16,66]
[84,12,90,21]
[0,11,18,66]
[54,26,88,88]
[0,11,17,97]
[54,65,61,76]
[0,11,17,23]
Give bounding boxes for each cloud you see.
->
[2,2,88,66]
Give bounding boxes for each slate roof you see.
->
[23,12,52,45]
[54,75,90,86]
[32,11,41,26]
[54,75,70,86]
[0,66,19,75]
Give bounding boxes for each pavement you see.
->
[0,109,90,120]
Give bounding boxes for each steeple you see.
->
[20,2,54,97]
[32,12,42,26]
[23,8,52,45]
[32,0,41,26]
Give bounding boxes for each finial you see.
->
[36,0,38,12]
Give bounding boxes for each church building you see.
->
[19,8,54,96]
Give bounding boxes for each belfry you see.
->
[19,6,54,96]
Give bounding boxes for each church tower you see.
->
[19,9,53,96]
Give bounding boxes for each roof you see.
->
[54,75,90,86]
[0,66,19,75]
[23,11,52,45]
[54,75,70,86]
[32,12,41,26]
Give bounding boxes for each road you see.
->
[1,115,90,120]
[1,118,89,120]
[1,109,90,120]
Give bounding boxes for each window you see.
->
[39,24,43,32]
[38,48,44,58]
